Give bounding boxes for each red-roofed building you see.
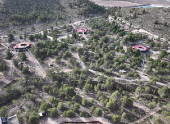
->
[13,42,34,52]
[132,45,148,52]
[74,28,90,34]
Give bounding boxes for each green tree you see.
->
[8,34,14,42]
[40,100,50,111]
[135,87,142,95]
[90,105,95,112]
[93,108,102,117]
[113,115,121,123]
[31,26,35,31]
[90,98,94,103]
[19,35,23,39]
[77,48,84,55]
[66,101,72,107]
[0,106,8,117]
[22,67,29,74]
[148,101,156,109]
[63,110,74,118]
[121,96,133,107]
[73,103,80,112]
[6,51,13,60]
[122,112,127,118]
[28,111,39,124]
[55,56,60,64]
[106,99,117,109]
[3,70,7,77]
[20,53,27,61]
[127,46,132,53]
[24,31,27,40]
[152,116,163,124]
[29,35,35,41]
[49,108,58,118]
[57,102,64,111]
[158,85,169,98]
[49,96,59,106]
[72,32,77,39]
[145,87,151,94]
[82,98,87,106]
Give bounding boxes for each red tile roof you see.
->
[74,28,90,33]
[132,45,148,51]
[13,42,34,49]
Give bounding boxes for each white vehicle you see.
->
[119,70,126,73]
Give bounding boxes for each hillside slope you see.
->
[121,7,170,38]
[0,0,105,27]
[0,0,62,26]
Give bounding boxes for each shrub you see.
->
[113,115,121,123]
[49,108,58,118]
[93,108,102,116]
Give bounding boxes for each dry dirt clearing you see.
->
[90,0,140,7]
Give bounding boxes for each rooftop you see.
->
[13,42,34,49]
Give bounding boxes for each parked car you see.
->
[39,111,48,118]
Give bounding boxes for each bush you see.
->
[82,98,87,106]
[148,101,156,109]
[6,51,13,60]
[132,109,136,113]
[152,116,163,124]
[57,102,64,111]
[28,111,39,124]
[63,110,74,118]
[113,115,121,123]
[20,53,27,61]
[40,102,50,111]
[0,106,8,116]
[93,108,102,117]
[122,112,127,118]
[73,103,80,112]
[49,108,58,118]
[121,96,133,107]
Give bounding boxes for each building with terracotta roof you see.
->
[74,28,90,34]
[13,42,34,52]
[132,45,148,52]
